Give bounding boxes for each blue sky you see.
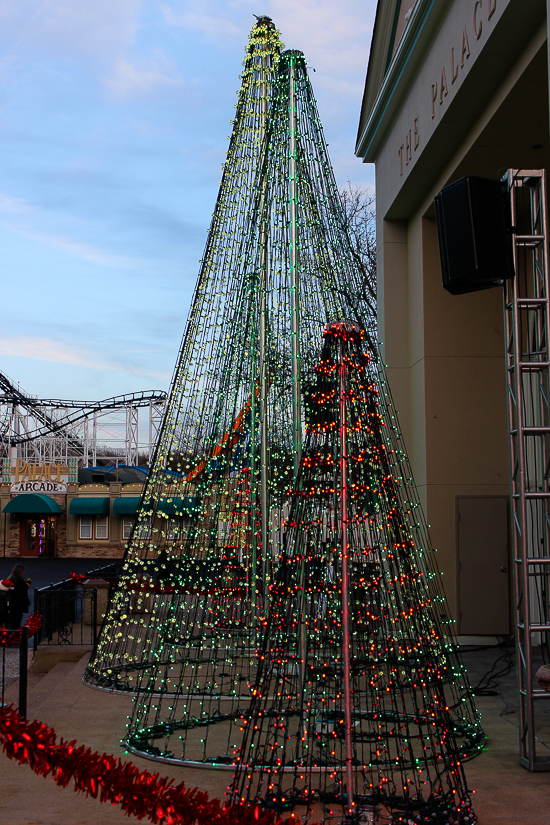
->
[0,0,376,402]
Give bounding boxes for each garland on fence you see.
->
[0,705,285,825]
[68,573,244,597]
[68,573,90,584]
[0,613,42,648]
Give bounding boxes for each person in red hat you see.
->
[0,577,14,628]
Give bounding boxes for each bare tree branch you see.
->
[338,183,376,321]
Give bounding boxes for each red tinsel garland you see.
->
[68,573,88,584]
[0,704,284,825]
[0,613,42,648]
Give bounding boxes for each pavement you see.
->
[1,642,550,824]
[1,558,549,822]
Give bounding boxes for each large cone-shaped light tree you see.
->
[85,18,372,761]
[84,19,481,796]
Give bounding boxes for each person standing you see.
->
[7,564,30,630]
[0,578,14,628]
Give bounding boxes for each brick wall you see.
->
[59,543,126,559]
[4,513,20,557]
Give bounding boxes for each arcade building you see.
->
[0,458,146,559]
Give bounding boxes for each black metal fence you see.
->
[1,563,121,720]
[33,583,96,648]
[32,562,121,652]
[0,627,29,717]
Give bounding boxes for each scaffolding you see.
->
[504,169,550,770]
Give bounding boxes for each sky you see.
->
[0,0,376,402]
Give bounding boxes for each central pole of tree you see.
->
[339,333,355,816]
[259,37,270,613]
[289,52,302,478]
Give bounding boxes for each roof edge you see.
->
[355,0,400,150]
[356,0,452,160]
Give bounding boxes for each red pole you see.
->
[339,337,354,815]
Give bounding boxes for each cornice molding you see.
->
[356,0,400,145]
[355,0,452,160]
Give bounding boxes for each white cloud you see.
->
[0,0,144,60]
[269,0,374,83]
[0,194,31,213]
[0,1,187,102]
[160,2,243,42]
[40,232,142,267]
[5,222,142,268]
[104,57,185,100]
[0,335,170,382]
[0,192,144,268]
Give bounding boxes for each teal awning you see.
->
[69,497,110,515]
[3,494,63,515]
[157,496,199,517]
[112,497,141,515]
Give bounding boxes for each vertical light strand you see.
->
[259,39,270,613]
[289,53,302,477]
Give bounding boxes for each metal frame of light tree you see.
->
[85,26,374,768]
[503,169,550,771]
[120,48,376,767]
[231,322,481,825]
[84,16,285,695]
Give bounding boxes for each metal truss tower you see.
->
[504,169,550,771]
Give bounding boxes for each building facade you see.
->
[356,0,548,634]
[0,459,146,558]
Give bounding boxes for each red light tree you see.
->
[231,322,480,825]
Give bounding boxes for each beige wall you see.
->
[368,0,549,620]
[377,209,509,616]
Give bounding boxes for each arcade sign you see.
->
[10,460,70,494]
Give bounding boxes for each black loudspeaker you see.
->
[434,175,514,295]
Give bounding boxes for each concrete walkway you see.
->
[1,651,550,824]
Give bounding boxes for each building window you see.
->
[122,517,134,540]
[137,517,151,541]
[79,516,109,541]
[95,516,109,539]
[79,517,93,540]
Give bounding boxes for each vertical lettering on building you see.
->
[474,0,483,40]
[461,27,471,66]
[451,48,459,83]
[439,66,448,103]
[429,1,498,121]
[398,118,420,174]
[431,84,437,118]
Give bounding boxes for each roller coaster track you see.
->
[0,369,167,446]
